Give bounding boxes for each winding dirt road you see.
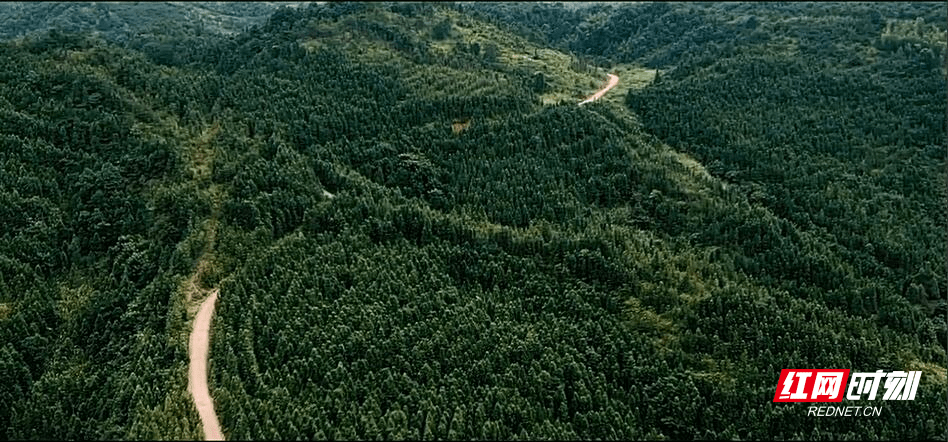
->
[189,290,224,441]
[579,73,619,106]
[180,70,615,441]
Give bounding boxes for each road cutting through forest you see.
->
[189,290,224,441]
[579,73,619,105]
[182,71,618,442]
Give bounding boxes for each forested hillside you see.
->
[0,30,205,438]
[0,2,945,440]
[624,2,947,338]
[0,2,306,42]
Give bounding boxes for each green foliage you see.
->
[0,1,944,440]
[624,4,946,334]
[431,18,453,40]
[0,23,203,440]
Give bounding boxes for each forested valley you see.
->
[0,2,945,440]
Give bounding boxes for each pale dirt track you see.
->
[579,73,619,105]
[181,70,616,442]
[189,290,224,441]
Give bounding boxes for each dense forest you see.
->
[0,1,945,440]
[0,1,301,42]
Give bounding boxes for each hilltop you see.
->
[0,2,311,42]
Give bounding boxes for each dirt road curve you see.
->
[189,290,224,441]
[579,73,619,105]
